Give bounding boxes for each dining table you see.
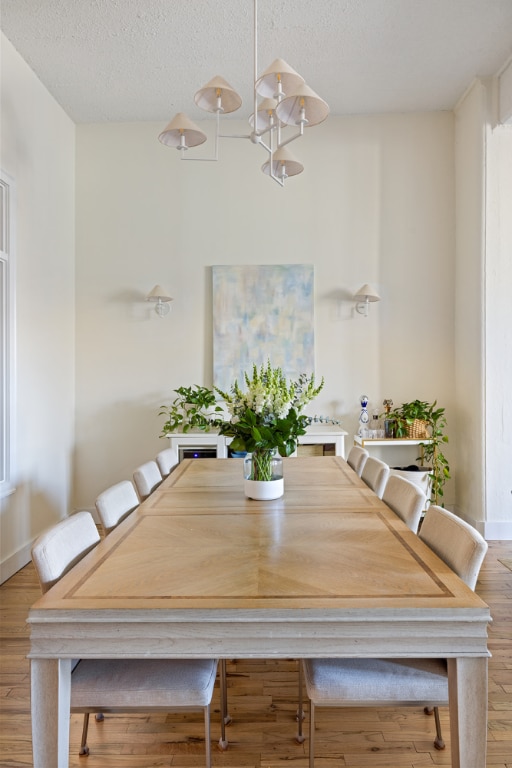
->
[28,455,491,767]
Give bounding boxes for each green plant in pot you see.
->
[214,361,324,481]
[387,399,450,506]
[159,385,224,436]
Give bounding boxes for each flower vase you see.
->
[243,451,284,500]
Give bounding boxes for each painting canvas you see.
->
[212,264,315,393]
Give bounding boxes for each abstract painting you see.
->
[212,264,315,393]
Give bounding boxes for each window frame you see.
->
[0,170,16,497]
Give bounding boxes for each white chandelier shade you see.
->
[261,147,304,180]
[248,98,282,131]
[254,58,305,99]
[275,83,330,127]
[158,112,207,149]
[158,1,329,185]
[193,76,242,114]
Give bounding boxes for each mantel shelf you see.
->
[169,426,348,459]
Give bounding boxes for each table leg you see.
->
[31,658,71,768]
[448,656,488,768]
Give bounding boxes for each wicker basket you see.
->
[406,418,429,439]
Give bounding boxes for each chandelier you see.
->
[158,0,329,186]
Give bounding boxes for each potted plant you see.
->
[214,361,324,499]
[159,385,224,436]
[386,399,450,506]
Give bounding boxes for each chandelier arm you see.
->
[258,139,272,154]
[218,133,252,140]
[269,172,285,187]
[277,125,304,150]
[179,109,220,162]
[265,115,285,186]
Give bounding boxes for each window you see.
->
[0,171,15,496]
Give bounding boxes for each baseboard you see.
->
[452,506,512,540]
[1,507,100,585]
[480,520,512,540]
[0,541,32,584]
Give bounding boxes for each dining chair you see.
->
[360,456,389,498]
[156,447,179,478]
[31,510,227,766]
[381,473,426,533]
[346,445,369,477]
[296,505,488,765]
[95,479,139,535]
[133,459,163,501]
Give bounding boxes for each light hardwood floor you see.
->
[1,540,510,767]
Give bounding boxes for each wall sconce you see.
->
[354,284,380,317]
[146,285,173,317]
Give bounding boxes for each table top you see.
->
[30,457,488,619]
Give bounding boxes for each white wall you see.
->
[485,123,512,535]
[74,113,456,509]
[454,79,512,538]
[453,81,487,532]
[0,33,76,581]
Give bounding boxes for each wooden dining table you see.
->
[28,456,491,767]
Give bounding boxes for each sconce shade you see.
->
[146,285,173,302]
[255,58,304,99]
[158,112,207,149]
[261,147,304,179]
[194,76,242,113]
[275,83,330,127]
[146,285,173,317]
[354,283,380,316]
[354,284,380,303]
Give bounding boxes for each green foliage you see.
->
[224,404,309,458]
[386,399,450,506]
[159,385,223,436]
[419,405,450,507]
[215,361,324,465]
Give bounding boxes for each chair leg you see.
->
[79,713,90,756]
[296,660,305,743]
[433,706,446,750]
[204,704,211,768]
[309,700,315,768]
[218,659,229,750]
[424,704,445,750]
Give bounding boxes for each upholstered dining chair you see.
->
[296,505,488,766]
[346,445,369,477]
[156,447,179,478]
[95,479,139,535]
[381,474,426,533]
[360,456,389,498]
[133,459,163,501]
[31,510,227,766]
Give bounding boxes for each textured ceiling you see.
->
[2,0,512,124]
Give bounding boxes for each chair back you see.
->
[382,474,426,533]
[133,460,163,501]
[419,505,488,589]
[31,511,100,593]
[156,447,179,478]
[96,480,139,535]
[361,456,389,498]
[347,445,369,477]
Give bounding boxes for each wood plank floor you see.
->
[1,540,510,767]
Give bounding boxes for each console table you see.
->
[354,435,432,450]
[169,425,348,459]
